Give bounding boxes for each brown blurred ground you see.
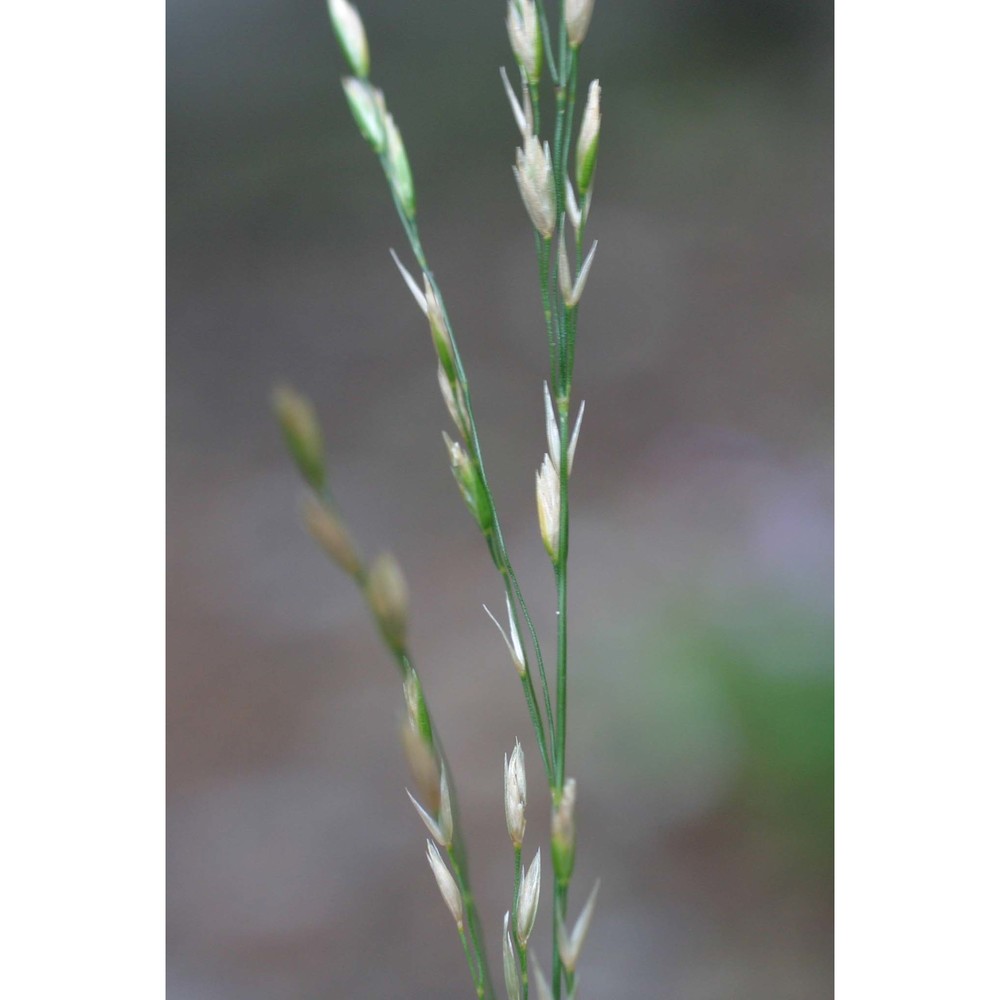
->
[167,1,833,997]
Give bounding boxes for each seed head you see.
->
[517,848,541,945]
[514,136,555,238]
[341,77,385,153]
[425,840,464,928]
[367,552,408,652]
[535,452,560,560]
[502,912,519,1000]
[327,0,369,78]
[551,778,577,886]
[301,495,361,577]
[506,0,542,84]
[576,80,601,195]
[504,740,527,847]
[272,384,326,492]
[557,879,600,972]
[565,0,597,49]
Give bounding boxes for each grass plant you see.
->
[274,3,604,996]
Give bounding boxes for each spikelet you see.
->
[557,879,600,972]
[425,840,464,928]
[514,136,556,238]
[504,740,527,847]
[565,0,597,49]
[272,384,326,492]
[506,0,542,84]
[516,848,541,945]
[535,453,560,560]
[367,552,408,652]
[327,0,369,78]
[551,778,577,886]
[576,80,601,195]
[301,495,362,577]
[483,596,526,677]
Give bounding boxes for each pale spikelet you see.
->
[514,136,555,238]
[576,80,601,195]
[425,840,464,928]
[504,740,527,847]
[423,276,456,379]
[502,912,519,1000]
[401,723,440,812]
[383,110,415,219]
[301,495,362,576]
[327,0,369,78]
[557,879,600,972]
[272,384,326,492]
[500,65,533,139]
[342,77,385,152]
[535,453,560,560]
[367,552,408,651]
[505,0,542,83]
[565,178,582,233]
[516,848,541,945]
[406,788,446,846]
[390,248,427,313]
[438,363,470,436]
[437,766,453,847]
[543,382,585,475]
[565,0,596,48]
[483,596,526,676]
[529,951,555,1000]
[551,778,577,886]
[403,669,431,743]
[558,228,599,308]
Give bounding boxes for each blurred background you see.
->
[167,1,832,997]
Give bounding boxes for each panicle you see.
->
[551,778,577,887]
[516,848,541,945]
[272,384,326,492]
[514,136,555,238]
[483,596,526,676]
[367,552,408,652]
[342,77,385,153]
[505,0,542,84]
[504,740,527,847]
[425,839,464,928]
[535,452,560,560]
[576,79,601,195]
[301,495,362,577]
[327,0,369,78]
[502,912,519,1000]
[557,879,601,972]
[565,0,597,48]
